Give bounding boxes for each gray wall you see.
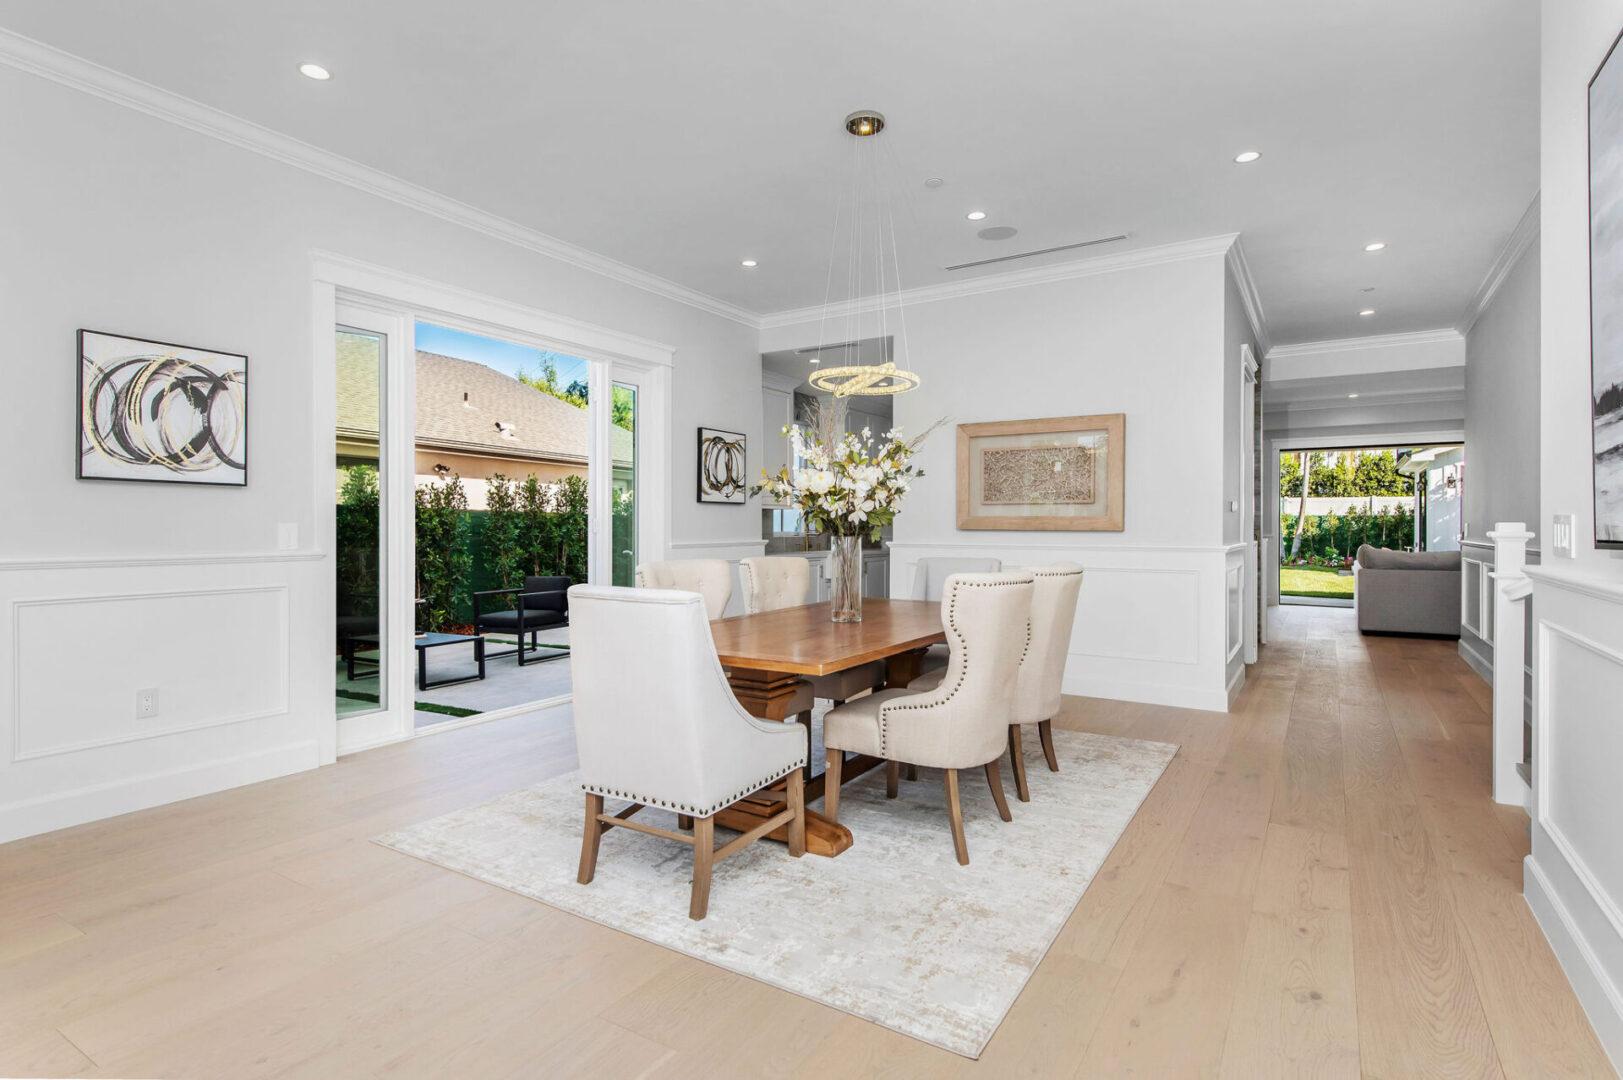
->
[1465,233,1542,540]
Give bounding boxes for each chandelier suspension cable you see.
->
[806,109,921,397]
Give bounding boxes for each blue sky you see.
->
[415,321,589,388]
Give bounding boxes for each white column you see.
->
[1487,521,1535,807]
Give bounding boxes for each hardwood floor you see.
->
[0,605,1611,1078]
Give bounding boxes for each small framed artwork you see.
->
[78,329,248,486]
[697,426,747,504]
[956,413,1124,531]
[1590,24,1623,547]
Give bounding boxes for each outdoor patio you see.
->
[336,625,572,726]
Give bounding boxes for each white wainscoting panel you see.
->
[13,586,288,761]
[0,556,323,845]
[889,540,1236,711]
[1523,567,1623,1071]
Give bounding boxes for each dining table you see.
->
[708,597,946,857]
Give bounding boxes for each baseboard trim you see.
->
[1226,664,1247,707]
[1063,673,1230,713]
[1525,852,1623,1074]
[0,739,322,845]
[1459,636,1494,684]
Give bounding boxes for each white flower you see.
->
[807,470,836,495]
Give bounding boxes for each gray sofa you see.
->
[1353,544,1461,636]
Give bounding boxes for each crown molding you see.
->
[1265,327,1464,361]
[1457,191,1540,336]
[0,28,759,328]
[758,233,1240,331]
[1224,237,1271,357]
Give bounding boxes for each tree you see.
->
[516,359,635,433]
[1280,453,1303,498]
[1353,449,1408,496]
[1287,452,1313,561]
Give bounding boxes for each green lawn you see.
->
[1280,566,1355,599]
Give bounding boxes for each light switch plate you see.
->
[1552,514,1576,559]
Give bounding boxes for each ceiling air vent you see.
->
[945,234,1129,272]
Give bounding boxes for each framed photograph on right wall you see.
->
[1589,25,1623,547]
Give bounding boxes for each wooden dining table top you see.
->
[710,599,946,676]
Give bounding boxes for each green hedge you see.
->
[336,467,605,633]
[1280,504,1415,564]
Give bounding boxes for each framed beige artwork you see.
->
[956,413,1125,531]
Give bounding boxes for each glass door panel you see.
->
[335,327,386,716]
[612,381,638,586]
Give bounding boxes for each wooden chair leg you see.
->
[985,758,1012,822]
[906,763,919,781]
[824,749,844,823]
[944,768,969,866]
[577,793,603,884]
[1038,718,1059,772]
[796,711,813,780]
[1008,724,1031,802]
[689,815,714,921]
[786,769,806,857]
[886,759,900,799]
[677,814,693,830]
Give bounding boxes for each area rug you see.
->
[375,727,1176,1058]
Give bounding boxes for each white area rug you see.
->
[376,728,1176,1058]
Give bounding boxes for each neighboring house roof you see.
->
[336,336,632,467]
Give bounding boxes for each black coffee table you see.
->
[347,632,486,691]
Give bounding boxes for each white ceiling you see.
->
[0,1,1539,345]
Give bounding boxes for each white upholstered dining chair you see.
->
[634,559,732,620]
[912,562,1083,802]
[910,556,1002,675]
[739,556,887,705]
[568,585,807,920]
[821,570,1034,865]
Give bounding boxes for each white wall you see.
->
[1522,3,1623,1071]
[0,64,761,842]
[762,247,1241,711]
[1265,330,1467,383]
[1465,233,1542,542]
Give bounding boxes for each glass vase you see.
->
[829,534,863,623]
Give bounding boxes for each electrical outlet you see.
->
[1552,514,1576,559]
[136,688,159,719]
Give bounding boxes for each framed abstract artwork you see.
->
[77,329,248,486]
[697,426,747,504]
[956,413,1124,531]
[1591,27,1623,547]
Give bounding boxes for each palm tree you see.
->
[1287,452,1313,562]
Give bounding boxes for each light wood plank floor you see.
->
[0,605,1612,1078]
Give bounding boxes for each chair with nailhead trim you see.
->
[911,563,1083,802]
[634,559,733,619]
[910,556,1001,677]
[822,570,1034,865]
[568,584,808,920]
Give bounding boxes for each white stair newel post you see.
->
[1487,521,1534,807]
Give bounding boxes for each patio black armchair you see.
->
[472,576,571,666]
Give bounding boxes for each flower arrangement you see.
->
[752,400,942,543]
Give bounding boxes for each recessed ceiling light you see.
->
[298,63,331,80]
[1234,150,1261,163]
[924,177,944,188]
[741,259,758,268]
[1364,241,1386,252]
[1359,308,1376,316]
[1348,393,1360,398]
[966,210,987,221]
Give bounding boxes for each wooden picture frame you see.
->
[956,413,1124,531]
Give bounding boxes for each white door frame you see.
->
[312,252,674,757]
[1241,344,1259,662]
